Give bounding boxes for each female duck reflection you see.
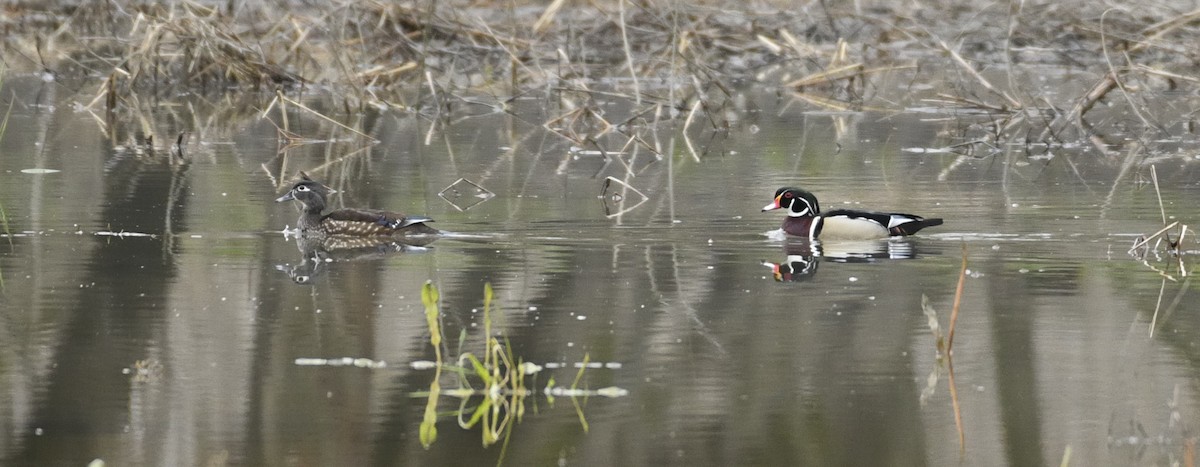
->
[273,173,439,284]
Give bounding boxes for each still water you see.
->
[1,75,1198,466]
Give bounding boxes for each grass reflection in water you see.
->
[414,281,627,460]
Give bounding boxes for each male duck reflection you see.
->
[762,239,926,282]
[762,187,942,239]
[276,173,439,238]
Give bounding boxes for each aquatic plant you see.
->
[1126,166,1193,337]
[415,280,535,453]
[415,281,624,458]
[920,243,969,452]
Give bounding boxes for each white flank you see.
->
[820,216,889,239]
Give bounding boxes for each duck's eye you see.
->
[783,192,793,199]
[295,185,310,192]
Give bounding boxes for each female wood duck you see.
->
[762,187,942,239]
[276,174,438,237]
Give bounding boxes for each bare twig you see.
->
[938,39,1021,109]
[947,356,965,452]
[278,94,375,141]
[947,243,966,352]
[1099,9,1156,131]
[681,99,702,163]
[618,0,642,107]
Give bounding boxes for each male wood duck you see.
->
[276,174,438,237]
[762,187,942,239]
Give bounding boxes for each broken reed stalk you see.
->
[947,243,966,352]
[943,243,968,452]
[937,39,1021,110]
[617,0,642,108]
[784,63,864,88]
[1099,9,1155,131]
[532,0,564,33]
[1128,165,1188,254]
[0,201,10,249]
[277,94,375,141]
[1148,278,1167,336]
[1151,165,1166,225]
[1045,8,1200,138]
[1136,64,1200,83]
[1150,275,1192,336]
[1128,221,1179,251]
[947,353,965,452]
[682,99,702,162]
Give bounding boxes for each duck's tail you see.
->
[890,218,943,236]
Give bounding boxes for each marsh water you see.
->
[2,74,1200,467]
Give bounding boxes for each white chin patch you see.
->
[786,208,810,218]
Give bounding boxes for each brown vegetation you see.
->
[4,1,1200,146]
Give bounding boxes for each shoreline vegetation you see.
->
[4,1,1200,146]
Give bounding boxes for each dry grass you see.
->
[5,0,1200,151]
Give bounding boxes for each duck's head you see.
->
[762,187,820,217]
[276,177,337,211]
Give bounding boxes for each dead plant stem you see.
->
[618,0,642,108]
[947,356,965,452]
[938,39,1020,109]
[947,244,966,352]
[1151,165,1166,225]
[1099,9,1155,131]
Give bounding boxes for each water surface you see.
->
[0,74,1198,466]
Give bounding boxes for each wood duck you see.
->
[762,187,942,239]
[276,174,438,237]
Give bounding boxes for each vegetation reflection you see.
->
[414,281,627,459]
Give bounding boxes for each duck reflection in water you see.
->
[763,238,924,282]
[275,233,436,285]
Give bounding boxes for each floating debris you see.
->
[123,359,164,383]
[94,231,156,238]
[20,168,61,174]
[545,386,629,398]
[600,177,648,217]
[544,361,622,369]
[519,362,543,374]
[901,147,954,154]
[294,357,387,369]
[410,360,437,370]
[438,178,495,211]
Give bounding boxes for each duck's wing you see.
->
[821,209,942,237]
[322,208,435,235]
